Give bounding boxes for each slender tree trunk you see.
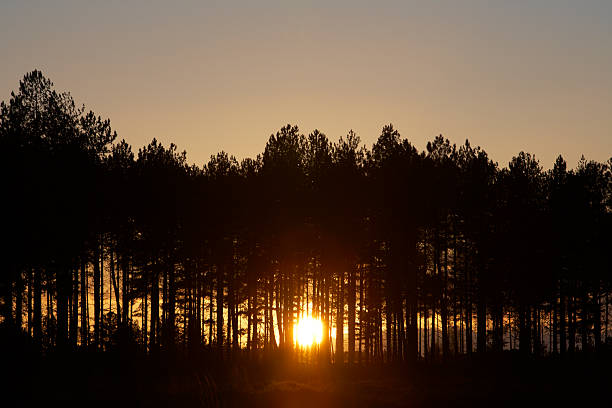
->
[559,285,566,356]
[70,268,78,347]
[552,293,558,354]
[594,287,601,352]
[28,269,33,336]
[33,268,42,348]
[336,269,344,364]
[56,266,69,350]
[423,300,429,359]
[568,295,576,353]
[251,272,258,352]
[465,254,472,354]
[431,298,436,360]
[80,260,88,347]
[150,262,159,353]
[3,273,13,327]
[605,292,609,344]
[122,256,129,326]
[168,260,176,349]
[452,233,458,355]
[359,266,364,364]
[100,241,104,344]
[581,293,589,352]
[143,281,148,351]
[442,243,449,360]
[229,259,238,350]
[476,258,486,354]
[15,270,23,329]
[209,275,213,346]
[109,251,121,326]
[321,271,330,363]
[93,246,101,348]
[348,264,356,365]
[216,264,224,349]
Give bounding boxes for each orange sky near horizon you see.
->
[1,1,611,169]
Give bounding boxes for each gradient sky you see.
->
[1,0,611,168]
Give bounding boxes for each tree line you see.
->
[1,70,611,363]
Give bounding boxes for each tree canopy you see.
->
[1,70,611,363]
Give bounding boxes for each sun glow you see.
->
[294,316,323,348]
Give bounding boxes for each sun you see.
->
[294,316,323,347]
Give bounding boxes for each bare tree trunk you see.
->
[100,241,104,345]
[109,251,121,326]
[15,270,23,329]
[94,245,101,348]
[568,295,576,353]
[168,260,176,349]
[80,260,88,346]
[143,282,148,350]
[122,256,129,326]
[33,268,42,348]
[452,233,458,356]
[431,299,436,360]
[476,299,487,354]
[605,292,609,344]
[348,264,356,365]
[336,269,344,365]
[3,274,13,328]
[321,271,330,363]
[594,287,601,352]
[442,243,449,360]
[465,254,472,354]
[56,266,69,350]
[216,265,224,349]
[209,275,213,346]
[28,269,33,336]
[229,258,238,350]
[70,268,78,347]
[359,266,364,364]
[251,272,258,351]
[581,293,589,352]
[559,285,566,356]
[150,262,159,353]
[423,300,429,359]
[551,293,557,354]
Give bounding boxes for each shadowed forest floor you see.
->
[5,344,611,408]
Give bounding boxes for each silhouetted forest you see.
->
[1,70,611,374]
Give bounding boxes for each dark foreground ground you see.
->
[2,330,610,408]
[5,351,611,408]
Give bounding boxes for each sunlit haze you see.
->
[294,317,323,348]
[1,1,611,168]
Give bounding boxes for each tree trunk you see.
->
[216,264,224,349]
[15,270,23,329]
[70,268,78,347]
[56,267,69,350]
[594,288,601,352]
[80,260,88,347]
[33,269,42,348]
[559,287,566,356]
[168,260,176,349]
[109,251,121,326]
[150,262,159,352]
[93,246,101,348]
[336,269,344,364]
[122,256,129,326]
[442,244,449,360]
[348,264,356,364]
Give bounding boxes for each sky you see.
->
[1,0,611,168]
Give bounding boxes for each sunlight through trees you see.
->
[1,71,611,364]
